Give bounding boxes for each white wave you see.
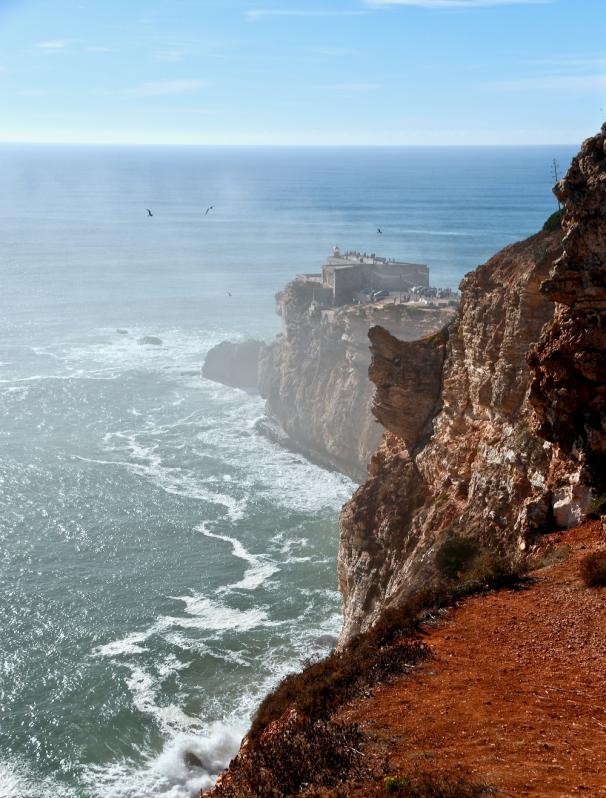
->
[82,723,243,798]
[125,663,199,732]
[29,346,66,361]
[62,328,228,377]
[0,756,77,798]
[198,523,279,591]
[192,406,354,515]
[0,385,29,400]
[0,370,121,385]
[93,631,150,658]
[166,595,269,632]
[76,436,247,522]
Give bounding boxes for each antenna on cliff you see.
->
[551,159,562,210]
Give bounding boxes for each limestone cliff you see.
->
[339,220,565,641]
[258,281,456,481]
[339,126,606,642]
[529,123,606,505]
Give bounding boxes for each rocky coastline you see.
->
[203,282,455,481]
[201,125,606,797]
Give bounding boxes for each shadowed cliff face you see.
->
[339,226,564,641]
[368,325,448,452]
[529,123,606,495]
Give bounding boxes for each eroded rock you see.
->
[339,126,606,643]
[202,339,265,392]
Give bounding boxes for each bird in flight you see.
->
[377,227,383,235]
[227,291,232,297]
[204,205,215,216]
[146,209,153,217]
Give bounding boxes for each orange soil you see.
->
[339,522,606,797]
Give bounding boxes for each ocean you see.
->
[0,143,576,798]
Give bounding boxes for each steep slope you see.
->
[529,122,606,500]
[339,227,563,639]
[337,522,606,798]
[201,126,606,798]
[339,124,606,642]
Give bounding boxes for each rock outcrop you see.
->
[339,226,564,640]
[339,126,606,642]
[529,123,606,508]
[258,282,456,481]
[202,339,266,392]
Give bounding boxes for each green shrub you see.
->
[211,716,366,797]
[435,537,481,580]
[466,550,525,589]
[250,631,429,742]
[384,772,491,797]
[590,493,606,517]
[542,208,563,232]
[580,551,606,587]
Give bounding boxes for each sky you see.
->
[0,0,603,145]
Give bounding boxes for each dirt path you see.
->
[339,522,606,797]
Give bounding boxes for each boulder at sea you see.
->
[116,328,129,335]
[184,751,204,770]
[137,336,163,346]
[202,339,265,392]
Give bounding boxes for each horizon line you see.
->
[0,139,580,148]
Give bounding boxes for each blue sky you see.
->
[0,0,603,145]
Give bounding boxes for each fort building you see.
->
[297,247,430,307]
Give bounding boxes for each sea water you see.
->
[0,144,576,797]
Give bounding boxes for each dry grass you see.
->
[579,551,606,587]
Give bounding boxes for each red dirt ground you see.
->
[338,522,606,797]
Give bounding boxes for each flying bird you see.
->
[204,205,215,216]
[377,227,383,235]
[227,291,232,297]
[146,209,153,217]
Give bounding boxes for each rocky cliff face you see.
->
[258,282,456,481]
[339,226,566,640]
[529,123,606,505]
[339,126,606,642]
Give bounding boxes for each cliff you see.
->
[201,127,606,798]
[258,282,456,481]
[339,125,606,641]
[529,123,606,502]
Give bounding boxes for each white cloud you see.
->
[130,79,211,97]
[87,46,111,53]
[246,9,366,19]
[366,0,549,7]
[35,40,68,50]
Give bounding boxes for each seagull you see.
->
[204,205,215,216]
[227,291,232,297]
[146,208,153,217]
[377,227,383,235]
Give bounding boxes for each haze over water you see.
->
[0,144,575,798]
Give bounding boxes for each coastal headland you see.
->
[203,250,458,481]
[201,124,606,797]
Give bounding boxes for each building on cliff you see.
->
[297,247,430,307]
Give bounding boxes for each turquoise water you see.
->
[0,144,575,797]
